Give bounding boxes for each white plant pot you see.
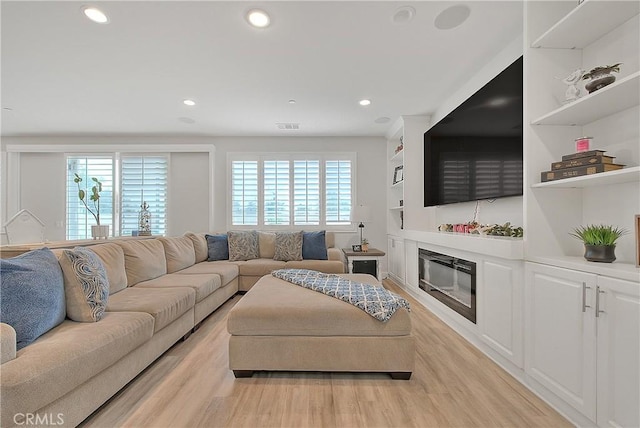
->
[91,225,109,240]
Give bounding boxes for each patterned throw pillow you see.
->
[206,233,229,261]
[227,230,260,261]
[0,248,66,350]
[274,231,304,261]
[60,247,110,322]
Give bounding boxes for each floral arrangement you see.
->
[438,222,523,238]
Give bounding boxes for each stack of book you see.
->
[540,150,624,182]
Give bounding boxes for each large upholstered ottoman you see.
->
[227,273,414,379]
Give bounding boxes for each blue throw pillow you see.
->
[206,234,229,261]
[302,231,328,260]
[0,248,66,350]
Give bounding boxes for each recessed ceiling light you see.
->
[434,5,471,30]
[82,6,109,24]
[247,9,271,28]
[288,99,296,104]
[183,99,196,106]
[359,99,371,106]
[2,107,14,111]
[393,6,416,24]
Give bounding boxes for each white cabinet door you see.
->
[387,237,405,285]
[525,263,597,422]
[480,260,523,368]
[596,276,640,428]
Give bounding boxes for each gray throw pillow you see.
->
[0,248,66,350]
[274,231,304,261]
[227,230,260,261]
[206,233,229,261]
[59,247,110,322]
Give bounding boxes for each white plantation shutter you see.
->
[293,160,320,225]
[66,156,114,240]
[264,160,290,225]
[121,155,168,236]
[325,160,352,225]
[231,161,258,225]
[229,154,353,228]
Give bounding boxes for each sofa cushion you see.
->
[107,287,195,332]
[136,273,221,302]
[284,260,345,273]
[158,236,196,273]
[117,239,167,286]
[60,247,110,322]
[175,262,239,286]
[185,232,208,263]
[274,231,303,261]
[205,233,229,261]
[0,312,154,422]
[0,248,66,350]
[258,231,276,259]
[228,274,411,337]
[87,243,128,294]
[227,230,259,261]
[237,259,286,277]
[302,230,328,260]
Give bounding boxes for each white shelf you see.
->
[532,166,640,188]
[529,256,639,283]
[531,0,640,49]
[391,180,404,188]
[390,150,403,162]
[397,229,524,260]
[389,206,404,210]
[532,71,640,126]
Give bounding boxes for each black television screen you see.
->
[424,56,523,207]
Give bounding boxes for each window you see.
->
[229,153,354,228]
[66,154,168,239]
[66,156,114,240]
[121,156,168,236]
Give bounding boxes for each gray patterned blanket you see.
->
[271,269,410,322]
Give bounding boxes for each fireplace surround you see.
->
[418,249,476,323]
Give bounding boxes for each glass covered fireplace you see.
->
[418,249,476,323]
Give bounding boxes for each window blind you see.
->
[325,160,352,225]
[293,160,320,225]
[121,155,168,236]
[231,161,259,225]
[66,156,114,240]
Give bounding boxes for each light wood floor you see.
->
[80,280,571,428]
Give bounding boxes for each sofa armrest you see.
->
[327,248,344,263]
[1,323,17,364]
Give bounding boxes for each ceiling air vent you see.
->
[276,122,300,130]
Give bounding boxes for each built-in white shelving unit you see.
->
[532,166,640,188]
[531,0,640,49]
[531,71,640,126]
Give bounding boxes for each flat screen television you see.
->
[424,56,523,207]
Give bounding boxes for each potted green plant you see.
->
[74,174,109,239]
[570,224,627,263]
[582,63,622,93]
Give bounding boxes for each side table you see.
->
[341,247,386,280]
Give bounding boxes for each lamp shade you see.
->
[354,205,371,223]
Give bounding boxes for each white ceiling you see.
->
[1,1,523,138]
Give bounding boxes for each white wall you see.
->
[1,136,386,251]
[420,35,525,231]
[19,152,66,241]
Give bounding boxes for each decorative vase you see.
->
[584,73,616,94]
[91,225,109,240]
[361,243,369,252]
[583,244,616,263]
[138,202,152,236]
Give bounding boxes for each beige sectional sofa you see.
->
[0,231,344,427]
